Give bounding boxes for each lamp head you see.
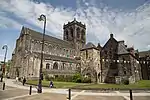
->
[38,14,46,21]
[38,17,42,21]
[2,45,7,49]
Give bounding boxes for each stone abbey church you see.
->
[10,19,142,83]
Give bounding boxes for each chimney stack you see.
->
[110,34,113,38]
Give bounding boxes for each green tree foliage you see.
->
[72,73,82,83]
[6,60,11,72]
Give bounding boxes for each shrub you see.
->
[122,79,129,85]
[76,78,82,83]
[82,77,91,83]
[45,75,54,81]
[72,73,82,83]
[55,75,65,82]
[65,75,73,82]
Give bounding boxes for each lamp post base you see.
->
[0,76,3,82]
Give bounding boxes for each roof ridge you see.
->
[24,27,74,48]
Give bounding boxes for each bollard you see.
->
[3,82,5,90]
[129,89,133,100]
[67,88,71,100]
[29,86,32,95]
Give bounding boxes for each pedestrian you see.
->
[49,81,53,88]
[16,76,18,82]
[23,77,26,86]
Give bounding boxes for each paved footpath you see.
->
[0,79,150,100]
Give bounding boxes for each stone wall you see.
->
[80,48,101,83]
[10,30,80,79]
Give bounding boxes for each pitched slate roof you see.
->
[81,42,98,51]
[97,43,102,50]
[117,41,129,55]
[23,27,74,49]
[34,52,79,63]
[102,34,118,49]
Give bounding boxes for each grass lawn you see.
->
[26,80,87,88]
[26,80,150,89]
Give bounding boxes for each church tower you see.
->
[63,18,86,56]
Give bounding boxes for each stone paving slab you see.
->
[0,88,36,100]
[14,93,67,100]
[133,96,150,100]
[10,93,127,100]
[73,95,126,100]
[85,90,116,93]
[0,85,16,90]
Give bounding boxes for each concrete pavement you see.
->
[1,78,150,100]
[4,79,150,96]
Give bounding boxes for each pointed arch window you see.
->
[86,50,88,59]
[46,63,50,69]
[62,62,65,70]
[70,28,74,38]
[81,30,85,40]
[69,63,72,70]
[66,30,69,40]
[53,62,58,70]
[76,28,80,38]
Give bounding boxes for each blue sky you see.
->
[0,0,150,61]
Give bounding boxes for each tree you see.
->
[72,72,82,83]
[6,60,11,73]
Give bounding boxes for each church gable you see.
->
[101,34,118,58]
[102,34,118,50]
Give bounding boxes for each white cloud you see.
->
[0,0,150,51]
[0,16,21,29]
[0,54,4,61]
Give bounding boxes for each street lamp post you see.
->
[37,14,46,93]
[100,52,103,83]
[1,45,8,82]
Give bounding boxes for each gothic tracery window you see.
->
[66,30,69,40]
[81,30,85,40]
[86,50,88,59]
[53,62,58,70]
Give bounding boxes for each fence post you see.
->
[67,88,71,100]
[3,82,5,90]
[29,86,32,95]
[129,89,133,100]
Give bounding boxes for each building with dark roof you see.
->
[138,50,150,80]
[10,19,86,79]
[10,19,144,84]
[100,34,141,83]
